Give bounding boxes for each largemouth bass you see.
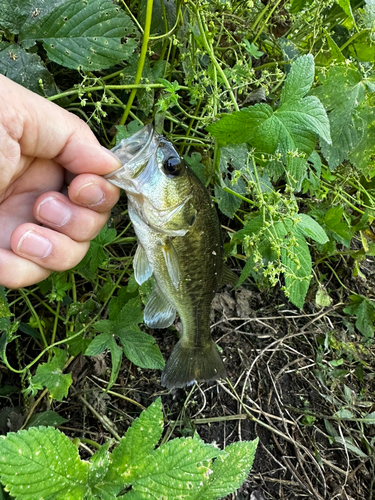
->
[106,126,228,389]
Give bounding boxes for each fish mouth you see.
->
[105,125,159,187]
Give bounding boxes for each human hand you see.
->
[0,75,121,288]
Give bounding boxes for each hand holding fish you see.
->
[0,75,121,288]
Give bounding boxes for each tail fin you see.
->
[161,340,226,389]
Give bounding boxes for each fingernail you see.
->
[17,230,52,258]
[101,146,122,166]
[37,197,72,227]
[76,182,105,207]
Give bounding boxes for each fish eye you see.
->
[163,156,182,177]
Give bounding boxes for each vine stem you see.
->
[189,2,239,112]
[119,0,154,126]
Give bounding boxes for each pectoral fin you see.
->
[134,244,153,285]
[162,238,180,290]
[144,282,176,328]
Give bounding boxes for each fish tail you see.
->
[161,339,226,389]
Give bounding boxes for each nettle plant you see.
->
[0,399,258,500]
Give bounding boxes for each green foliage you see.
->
[344,295,375,338]
[31,348,72,401]
[0,399,258,500]
[86,296,165,375]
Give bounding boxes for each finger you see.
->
[0,75,122,176]
[33,192,111,242]
[0,249,50,289]
[11,223,90,272]
[67,174,120,212]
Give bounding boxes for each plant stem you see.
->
[119,0,154,126]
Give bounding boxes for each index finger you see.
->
[0,75,122,176]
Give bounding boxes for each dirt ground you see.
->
[1,254,375,500]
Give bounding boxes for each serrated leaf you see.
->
[89,299,164,370]
[344,294,375,338]
[19,0,139,71]
[296,214,329,244]
[105,398,164,484]
[311,67,365,169]
[349,106,375,178]
[88,442,111,487]
[191,439,258,500]
[0,42,58,96]
[208,56,330,158]
[132,437,221,499]
[31,348,72,401]
[279,54,314,106]
[0,426,89,500]
[118,328,165,370]
[25,411,68,429]
[282,233,312,309]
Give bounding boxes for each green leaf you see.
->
[208,56,330,157]
[190,439,258,500]
[363,411,375,424]
[348,30,375,63]
[349,106,375,178]
[31,348,72,401]
[289,0,313,13]
[344,294,375,338]
[215,144,247,217]
[118,328,165,370]
[88,442,111,488]
[19,0,139,71]
[281,233,312,309]
[77,225,117,280]
[85,332,123,389]
[184,152,208,185]
[25,411,68,429]
[336,0,355,23]
[131,437,221,499]
[0,42,58,96]
[0,426,89,500]
[0,287,11,319]
[243,40,263,59]
[296,214,329,244]
[311,67,365,169]
[324,206,352,247]
[105,398,164,484]
[90,298,165,370]
[334,409,354,419]
[279,54,314,106]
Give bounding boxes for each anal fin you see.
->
[134,244,153,285]
[144,282,176,328]
[220,264,238,287]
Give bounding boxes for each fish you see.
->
[106,125,231,389]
